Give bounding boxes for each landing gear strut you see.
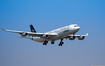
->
[43,40,48,45]
[58,39,64,46]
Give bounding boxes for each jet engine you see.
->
[21,33,27,37]
[69,36,76,40]
[42,34,48,38]
[78,36,85,40]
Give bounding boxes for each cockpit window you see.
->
[74,25,79,27]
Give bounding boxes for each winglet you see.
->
[1,28,6,31]
[86,33,88,36]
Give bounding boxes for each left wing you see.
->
[68,33,88,37]
[72,33,88,37]
[1,28,57,37]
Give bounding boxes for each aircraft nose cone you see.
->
[76,26,80,30]
[78,26,80,29]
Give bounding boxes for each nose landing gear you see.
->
[58,39,64,46]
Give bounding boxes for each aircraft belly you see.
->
[33,37,45,42]
[49,31,72,40]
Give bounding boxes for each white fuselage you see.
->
[32,24,80,42]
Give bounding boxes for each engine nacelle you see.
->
[78,36,85,40]
[42,34,48,38]
[69,36,76,40]
[21,33,27,37]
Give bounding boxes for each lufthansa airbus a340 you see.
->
[2,24,88,46]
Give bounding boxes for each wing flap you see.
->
[26,32,57,37]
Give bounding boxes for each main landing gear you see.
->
[43,39,64,46]
[43,40,48,45]
[51,41,55,44]
[58,39,64,46]
[43,41,55,45]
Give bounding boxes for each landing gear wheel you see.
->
[51,42,54,44]
[43,43,45,45]
[43,43,47,45]
[58,41,64,46]
[58,44,62,46]
[45,43,47,45]
[60,42,64,44]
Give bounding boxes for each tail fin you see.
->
[30,25,36,33]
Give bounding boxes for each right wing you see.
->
[70,33,88,37]
[1,28,57,37]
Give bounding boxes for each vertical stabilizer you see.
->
[30,25,36,33]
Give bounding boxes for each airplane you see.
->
[1,24,88,46]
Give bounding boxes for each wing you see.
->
[65,33,88,40]
[1,28,57,37]
[68,33,88,37]
[73,33,88,37]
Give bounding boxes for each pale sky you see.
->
[0,0,105,66]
